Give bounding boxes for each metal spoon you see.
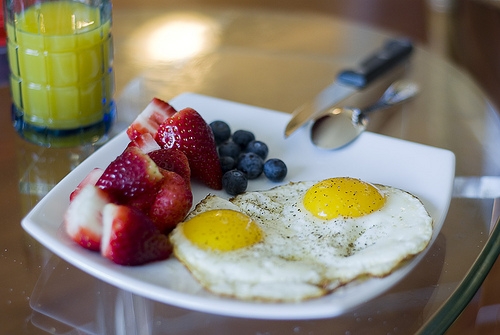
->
[310,80,419,150]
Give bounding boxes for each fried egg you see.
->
[169,177,433,302]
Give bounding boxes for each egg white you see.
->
[169,181,433,302]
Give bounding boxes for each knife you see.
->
[284,38,414,138]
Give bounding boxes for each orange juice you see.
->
[7,0,114,132]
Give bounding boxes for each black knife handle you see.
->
[337,38,413,88]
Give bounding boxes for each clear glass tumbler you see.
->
[5,0,116,147]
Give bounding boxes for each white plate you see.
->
[22,93,456,320]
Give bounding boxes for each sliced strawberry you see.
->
[126,98,177,141]
[155,108,223,190]
[122,191,155,214]
[96,146,164,205]
[101,203,173,266]
[149,170,193,233]
[64,185,113,251]
[127,133,161,154]
[148,148,191,186]
[69,167,104,201]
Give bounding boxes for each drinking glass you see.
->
[5,0,116,147]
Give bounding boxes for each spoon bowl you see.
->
[310,80,419,150]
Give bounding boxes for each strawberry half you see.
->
[148,148,191,186]
[101,203,173,266]
[127,133,161,154]
[64,185,113,251]
[155,108,223,190]
[149,170,193,234]
[96,146,164,206]
[69,167,104,201]
[126,98,177,141]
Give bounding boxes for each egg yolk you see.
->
[303,177,385,219]
[182,209,263,251]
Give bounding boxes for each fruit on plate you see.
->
[69,167,104,201]
[218,141,241,160]
[101,203,173,266]
[210,125,288,194]
[64,136,193,265]
[96,146,164,208]
[209,120,231,144]
[149,170,193,233]
[245,140,268,160]
[64,185,113,251]
[263,158,288,182]
[63,97,287,266]
[155,107,223,190]
[232,129,255,148]
[148,148,191,186]
[237,152,264,180]
[127,133,162,153]
[126,98,177,141]
[222,169,248,196]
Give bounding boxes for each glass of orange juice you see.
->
[5,0,115,147]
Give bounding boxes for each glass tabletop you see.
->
[1,2,499,334]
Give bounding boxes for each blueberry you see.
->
[222,170,248,195]
[218,141,241,159]
[232,130,255,148]
[263,158,287,182]
[210,120,231,144]
[237,152,264,179]
[220,156,236,173]
[245,140,269,160]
